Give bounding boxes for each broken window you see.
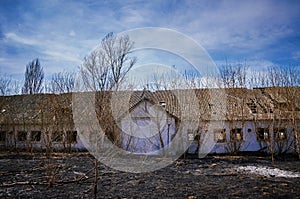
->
[214,129,226,143]
[261,106,268,113]
[18,131,27,141]
[209,104,217,114]
[0,131,6,142]
[230,128,243,141]
[279,102,288,110]
[52,131,63,142]
[67,131,77,143]
[31,131,41,142]
[247,99,257,113]
[257,128,269,141]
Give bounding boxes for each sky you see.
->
[0,0,300,81]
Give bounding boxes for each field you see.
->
[0,152,300,198]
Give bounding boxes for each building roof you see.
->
[0,93,73,127]
[0,87,299,128]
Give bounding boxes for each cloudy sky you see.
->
[0,0,300,80]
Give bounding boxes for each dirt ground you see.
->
[0,152,300,199]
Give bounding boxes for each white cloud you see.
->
[3,31,85,79]
[120,7,146,25]
[5,32,82,63]
[41,50,81,63]
[215,59,276,71]
[5,32,41,46]
[69,30,76,37]
[1,1,299,80]
[159,1,299,52]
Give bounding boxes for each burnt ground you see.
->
[0,152,300,199]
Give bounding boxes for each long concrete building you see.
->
[0,86,299,155]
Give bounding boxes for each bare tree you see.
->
[78,32,137,147]
[278,66,300,158]
[219,62,248,88]
[50,71,75,94]
[248,69,270,89]
[11,80,22,95]
[0,74,11,96]
[22,58,44,94]
[78,32,136,198]
[0,75,22,96]
[219,63,248,154]
[267,66,284,87]
[80,32,136,92]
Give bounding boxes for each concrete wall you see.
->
[0,124,86,151]
[120,101,176,154]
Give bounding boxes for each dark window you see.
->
[230,128,243,141]
[0,131,6,142]
[52,131,63,142]
[31,131,41,142]
[257,128,269,141]
[187,129,194,141]
[18,131,27,141]
[275,128,286,140]
[159,101,166,108]
[194,134,200,141]
[214,129,226,143]
[67,131,77,143]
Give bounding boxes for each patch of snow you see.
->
[236,165,300,178]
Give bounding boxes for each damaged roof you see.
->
[0,87,299,127]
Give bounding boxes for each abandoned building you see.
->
[0,86,299,155]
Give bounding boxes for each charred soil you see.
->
[0,152,300,198]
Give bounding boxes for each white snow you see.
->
[236,165,300,178]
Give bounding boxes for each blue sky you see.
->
[0,0,300,81]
